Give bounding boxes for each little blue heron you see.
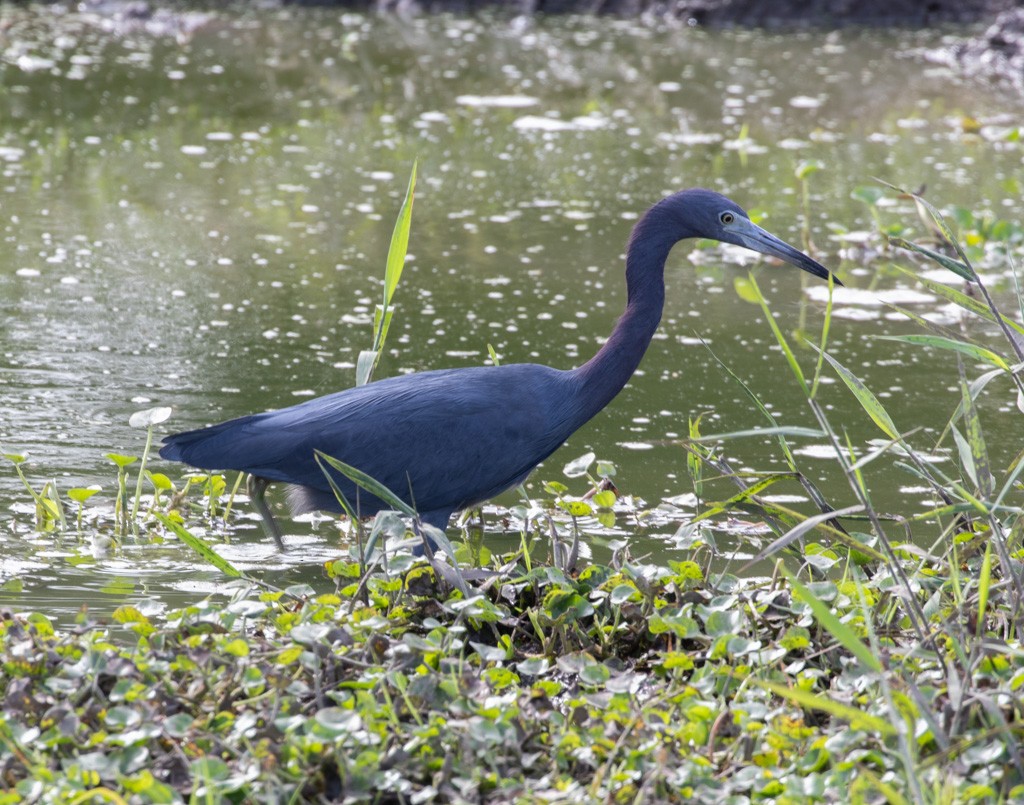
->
[160,188,840,546]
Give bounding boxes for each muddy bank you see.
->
[936,8,1024,94]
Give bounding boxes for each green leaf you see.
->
[783,569,882,674]
[68,486,101,503]
[977,542,992,638]
[808,344,899,440]
[733,276,760,304]
[383,161,417,308]
[690,426,824,442]
[558,500,592,517]
[128,406,172,429]
[355,348,379,388]
[105,453,138,468]
[314,451,415,516]
[748,273,808,395]
[958,370,993,497]
[563,452,595,478]
[877,335,1009,371]
[795,159,823,180]
[851,186,884,206]
[892,266,1024,335]
[592,490,616,509]
[758,679,896,735]
[153,513,242,577]
[889,236,974,281]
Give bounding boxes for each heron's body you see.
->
[161,188,839,539]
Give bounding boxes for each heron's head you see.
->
[668,188,841,285]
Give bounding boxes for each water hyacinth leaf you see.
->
[106,453,138,468]
[153,513,242,578]
[68,486,101,504]
[889,236,974,282]
[558,500,592,518]
[851,185,885,206]
[784,568,882,674]
[878,335,1009,371]
[592,490,616,509]
[809,344,898,440]
[795,158,823,180]
[733,276,760,304]
[128,406,172,429]
[146,472,173,491]
[563,452,595,478]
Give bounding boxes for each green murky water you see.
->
[2,6,1022,618]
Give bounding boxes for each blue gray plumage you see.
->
[160,188,840,539]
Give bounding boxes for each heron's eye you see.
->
[720,212,735,225]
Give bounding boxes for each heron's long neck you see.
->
[568,207,685,428]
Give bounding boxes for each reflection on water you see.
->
[1,7,1022,620]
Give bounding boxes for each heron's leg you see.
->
[246,474,284,549]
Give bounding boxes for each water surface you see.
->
[1,7,1022,619]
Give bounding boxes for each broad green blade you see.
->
[315,450,416,516]
[384,161,417,307]
[154,513,242,578]
[877,335,1009,371]
[784,568,884,674]
[808,344,899,440]
[758,679,896,735]
[889,236,974,281]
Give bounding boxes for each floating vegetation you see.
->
[2,187,1024,801]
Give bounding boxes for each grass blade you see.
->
[741,505,864,569]
[876,335,1009,371]
[889,236,974,282]
[154,513,242,578]
[958,365,993,498]
[892,266,1024,335]
[314,450,416,517]
[758,679,895,735]
[357,161,417,387]
[689,426,824,442]
[383,161,417,311]
[807,343,899,440]
[747,272,808,395]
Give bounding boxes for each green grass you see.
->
[1,185,1023,802]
